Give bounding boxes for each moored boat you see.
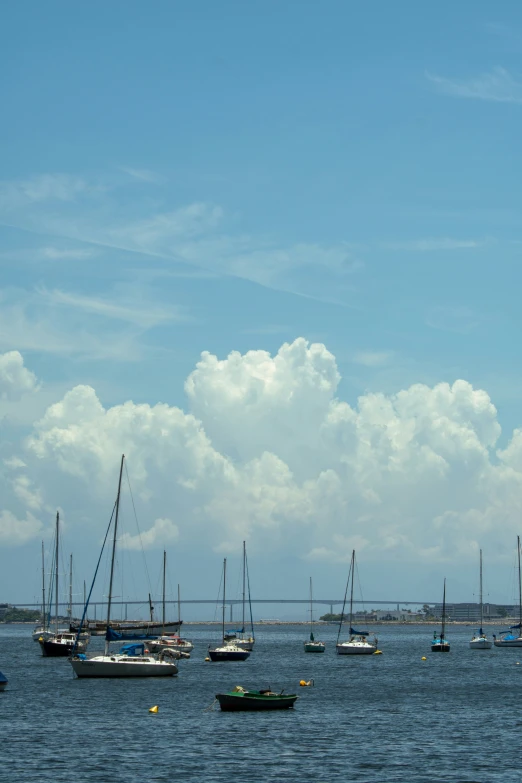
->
[304,577,325,653]
[432,579,450,652]
[494,536,522,648]
[336,550,378,655]
[470,549,492,650]
[216,686,297,711]
[209,558,251,662]
[0,671,7,691]
[70,455,178,679]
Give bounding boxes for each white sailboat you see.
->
[336,550,378,655]
[470,549,492,650]
[304,577,325,653]
[70,455,178,678]
[147,553,193,656]
[224,542,255,651]
[494,536,522,648]
[209,558,250,661]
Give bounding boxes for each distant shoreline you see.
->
[1,619,516,627]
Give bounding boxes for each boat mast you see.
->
[517,536,522,636]
[441,578,446,641]
[222,558,227,643]
[310,577,314,642]
[479,549,483,634]
[242,540,246,634]
[104,454,125,655]
[177,584,181,630]
[55,511,59,633]
[41,540,46,631]
[349,550,355,636]
[68,553,73,624]
[162,550,166,635]
[518,535,522,632]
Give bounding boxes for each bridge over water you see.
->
[10,598,434,621]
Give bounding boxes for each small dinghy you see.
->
[0,671,8,691]
[216,686,298,711]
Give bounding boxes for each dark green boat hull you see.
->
[216,691,298,711]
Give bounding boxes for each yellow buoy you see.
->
[205,657,211,662]
[421,656,427,661]
[299,679,314,687]
[149,705,159,714]
[373,650,383,655]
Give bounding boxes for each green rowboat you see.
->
[216,687,298,711]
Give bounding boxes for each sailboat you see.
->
[470,549,492,649]
[39,513,89,657]
[208,559,250,661]
[494,536,522,648]
[32,540,53,642]
[304,577,325,653]
[0,671,7,691]
[336,550,378,655]
[70,455,178,678]
[431,578,450,652]
[148,553,193,656]
[224,542,255,651]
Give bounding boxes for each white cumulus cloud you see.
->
[0,351,39,400]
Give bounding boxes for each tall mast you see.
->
[222,558,227,643]
[162,550,166,635]
[41,541,46,631]
[479,549,483,633]
[177,584,181,629]
[518,536,522,632]
[105,454,125,655]
[310,577,314,642]
[69,553,73,623]
[349,550,355,635]
[55,512,59,633]
[517,536,522,636]
[441,578,446,641]
[242,541,246,633]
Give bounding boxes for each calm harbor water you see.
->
[1,622,521,782]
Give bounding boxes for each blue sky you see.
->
[2,2,522,612]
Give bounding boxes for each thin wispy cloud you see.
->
[39,287,188,328]
[0,174,96,211]
[426,67,522,104]
[353,351,394,368]
[380,238,485,252]
[120,166,165,184]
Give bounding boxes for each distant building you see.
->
[432,603,514,621]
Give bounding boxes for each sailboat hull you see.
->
[431,643,450,652]
[469,638,492,649]
[336,642,376,655]
[208,649,250,661]
[304,642,325,653]
[70,655,178,677]
[494,637,522,647]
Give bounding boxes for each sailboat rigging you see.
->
[208,558,250,661]
[336,550,378,655]
[224,541,255,651]
[304,577,325,653]
[431,578,450,652]
[470,549,492,649]
[39,513,89,657]
[70,454,178,678]
[494,536,522,647]
[148,552,193,656]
